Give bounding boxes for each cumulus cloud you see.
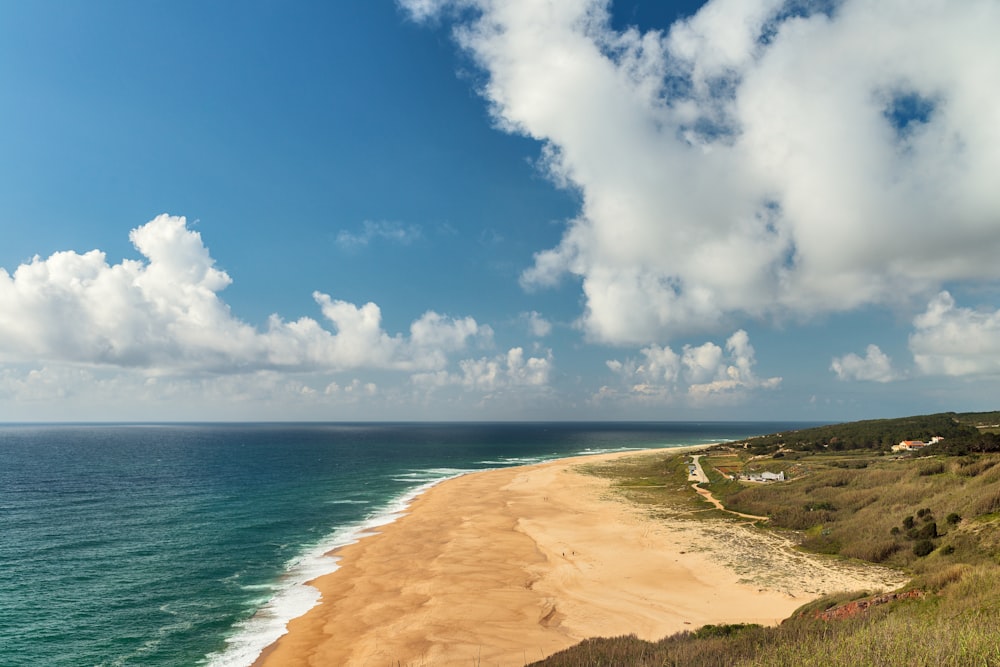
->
[413,346,553,391]
[324,378,379,396]
[603,329,780,404]
[522,310,553,337]
[0,214,483,374]
[401,0,1000,344]
[909,291,1000,376]
[831,344,897,382]
[335,220,422,248]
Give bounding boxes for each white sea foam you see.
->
[476,445,659,466]
[390,467,469,483]
[201,470,470,667]
[201,445,693,666]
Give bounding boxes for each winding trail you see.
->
[689,455,770,522]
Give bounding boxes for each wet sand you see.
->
[254,448,904,666]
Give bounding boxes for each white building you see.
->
[891,437,942,452]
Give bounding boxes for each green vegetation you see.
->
[531,412,1000,666]
[734,410,1000,455]
[576,452,729,521]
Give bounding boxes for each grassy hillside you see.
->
[733,410,1000,455]
[531,412,1000,666]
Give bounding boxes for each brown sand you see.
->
[254,449,904,666]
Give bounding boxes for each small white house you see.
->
[891,437,942,452]
[892,440,926,452]
[741,470,785,482]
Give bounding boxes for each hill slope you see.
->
[531,411,1000,666]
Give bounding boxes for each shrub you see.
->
[801,532,842,555]
[979,463,1000,484]
[957,458,997,477]
[903,516,916,529]
[913,563,969,591]
[804,501,836,512]
[693,623,762,639]
[842,539,901,563]
[972,489,1000,516]
[946,512,962,525]
[771,507,835,530]
[919,462,946,476]
[909,522,937,540]
[913,539,936,557]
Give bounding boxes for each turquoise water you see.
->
[0,422,805,666]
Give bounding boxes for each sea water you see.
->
[0,422,806,666]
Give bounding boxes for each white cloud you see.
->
[831,344,897,383]
[335,220,422,248]
[0,364,344,420]
[325,378,379,396]
[603,329,780,404]
[910,291,1000,376]
[413,346,553,391]
[0,214,482,374]
[402,0,1000,344]
[522,310,553,337]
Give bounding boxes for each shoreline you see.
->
[252,446,904,666]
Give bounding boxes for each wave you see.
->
[200,469,470,667]
[200,442,692,666]
[476,444,678,466]
[390,467,470,483]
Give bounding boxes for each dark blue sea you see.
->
[0,422,806,666]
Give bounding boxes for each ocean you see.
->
[0,421,806,666]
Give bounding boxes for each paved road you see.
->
[688,454,710,483]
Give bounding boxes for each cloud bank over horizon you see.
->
[0,215,784,418]
[0,215,489,375]
[402,0,1000,346]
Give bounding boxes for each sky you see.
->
[2,0,1000,422]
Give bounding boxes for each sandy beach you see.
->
[254,448,904,666]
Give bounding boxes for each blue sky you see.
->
[2,0,999,422]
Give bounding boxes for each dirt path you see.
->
[690,455,769,522]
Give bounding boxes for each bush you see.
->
[801,532,842,555]
[903,516,916,529]
[692,623,762,639]
[972,489,1000,516]
[909,522,938,540]
[946,512,962,525]
[957,458,997,477]
[919,462,946,476]
[913,539,936,557]
[804,501,836,512]
[914,563,969,591]
[842,539,901,563]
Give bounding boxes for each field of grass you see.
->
[532,442,1000,666]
